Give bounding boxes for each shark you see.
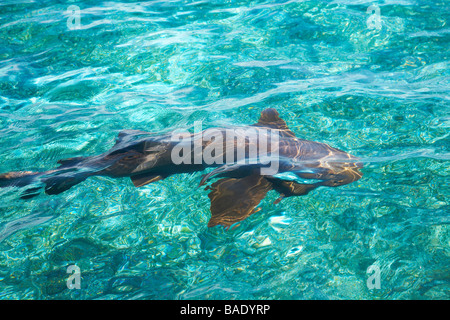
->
[0,108,363,229]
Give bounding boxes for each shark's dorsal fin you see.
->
[114,130,151,146]
[253,108,297,138]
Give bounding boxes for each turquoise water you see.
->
[0,0,448,300]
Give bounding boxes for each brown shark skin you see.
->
[0,109,363,229]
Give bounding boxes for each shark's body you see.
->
[0,109,362,229]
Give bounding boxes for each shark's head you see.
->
[320,149,363,186]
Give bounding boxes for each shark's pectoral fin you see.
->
[199,156,282,186]
[1,168,92,197]
[130,172,168,187]
[269,178,322,204]
[206,174,273,229]
[200,163,257,186]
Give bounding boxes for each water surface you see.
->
[0,0,448,299]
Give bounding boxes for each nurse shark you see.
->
[0,109,363,229]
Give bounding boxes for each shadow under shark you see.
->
[0,109,363,229]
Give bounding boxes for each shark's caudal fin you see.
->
[0,171,42,189]
[0,171,44,199]
[0,156,91,198]
[0,169,90,198]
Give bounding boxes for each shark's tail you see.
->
[0,156,91,199]
[0,171,45,198]
[0,171,41,188]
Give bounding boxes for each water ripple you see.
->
[0,0,448,300]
